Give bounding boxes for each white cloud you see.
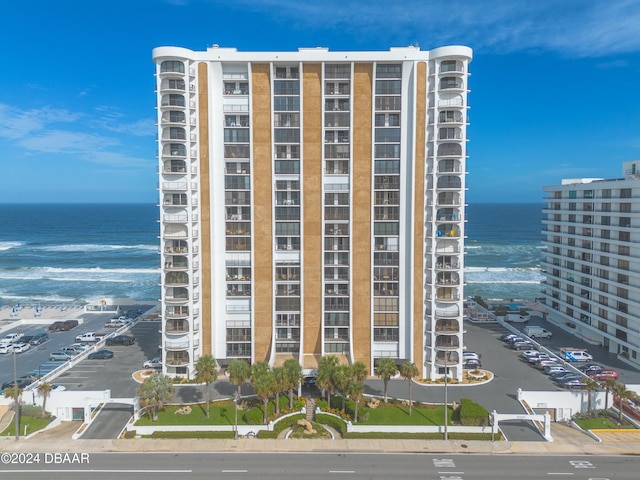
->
[227,0,640,57]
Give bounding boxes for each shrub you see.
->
[242,407,264,425]
[21,405,46,418]
[316,413,347,436]
[459,398,489,426]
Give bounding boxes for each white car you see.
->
[0,333,24,346]
[565,350,593,362]
[74,332,97,343]
[69,343,89,351]
[11,342,30,353]
[143,357,163,369]
[0,344,14,354]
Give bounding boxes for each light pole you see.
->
[233,392,238,440]
[13,350,19,441]
[443,353,448,441]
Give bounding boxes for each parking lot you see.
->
[0,306,160,396]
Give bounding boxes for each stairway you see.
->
[305,397,316,422]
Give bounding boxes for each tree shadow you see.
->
[175,385,203,403]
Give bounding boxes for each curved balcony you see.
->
[166,352,190,366]
[436,224,460,238]
[161,94,186,108]
[165,339,190,351]
[435,256,460,270]
[160,78,186,92]
[437,143,462,157]
[162,144,187,158]
[435,336,460,350]
[436,192,461,206]
[435,319,460,334]
[164,256,188,271]
[434,351,459,366]
[434,303,460,318]
[163,225,188,239]
[165,306,189,319]
[436,175,462,190]
[439,60,464,74]
[440,77,464,90]
[436,272,460,286]
[438,110,464,124]
[165,319,190,334]
[164,287,189,303]
[161,110,187,124]
[435,287,460,302]
[437,158,462,173]
[164,240,189,254]
[165,272,189,286]
[436,207,460,222]
[432,239,461,255]
[162,160,187,174]
[162,213,189,225]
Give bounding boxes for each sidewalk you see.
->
[1,420,639,455]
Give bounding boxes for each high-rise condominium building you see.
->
[153,45,472,379]
[542,161,640,369]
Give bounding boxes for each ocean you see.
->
[0,203,544,307]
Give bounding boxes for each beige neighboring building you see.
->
[153,45,472,380]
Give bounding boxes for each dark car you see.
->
[20,335,33,344]
[106,335,135,346]
[510,341,534,350]
[463,358,482,369]
[499,333,519,342]
[1,379,30,390]
[48,321,66,331]
[30,332,49,345]
[60,319,79,331]
[88,349,114,360]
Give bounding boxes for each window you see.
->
[224,145,250,159]
[376,64,402,78]
[374,328,399,342]
[375,128,401,143]
[274,129,300,143]
[440,77,462,89]
[374,223,399,235]
[440,60,459,73]
[224,129,250,143]
[275,222,300,236]
[169,111,185,123]
[161,60,185,73]
[375,80,401,94]
[375,113,400,127]
[274,97,300,111]
[374,160,400,174]
[274,113,300,127]
[273,80,300,95]
[375,96,401,111]
[374,144,400,159]
[325,64,350,79]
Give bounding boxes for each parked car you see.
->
[592,370,619,380]
[1,379,30,390]
[499,333,519,342]
[0,333,24,345]
[11,342,30,353]
[88,349,114,360]
[550,370,579,380]
[463,358,482,369]
[565,350,593,362]
[48,321,66,331]
[61,319,79,331]
[463,351,481,360]
[51,384,67,392]
[529,353,551,364]
[105,318,130,328]
[536,360,560,370]
[507,336,525,345]
[106,334,135,346]
[510,341,534,350]
[75,332,97,343]
[523,326,553,339]
[29,332,49,345]
[59,347,80,356]
[554,373,582,384]
[143,357,162,369]
[49,351,74,361]
[69,343,89,352]
[580,364,603,374]
[20,335,33,344]
[521,349,540,360]
[560,378,585,389]
[543,365,569,375]
[0,344,15,354]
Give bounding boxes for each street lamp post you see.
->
[13,350,19,441]
[233,392,238,440]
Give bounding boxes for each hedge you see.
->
[459,398,489,426]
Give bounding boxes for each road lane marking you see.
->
[0,469,192,473]
[330,470,355,473]
[547,473,574,476]
[221,470,248,473]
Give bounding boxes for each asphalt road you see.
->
[0,452,637,479]
[80,403,133,439]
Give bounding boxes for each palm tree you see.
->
[350,361,368,382]
[282,358,302,408]
[346,379,365,423]
[602,377,618,410]
[317,355,340,405]
[579,377,599,415]
[334,364,352,413]
[37,382,53,418]
[227,359,251,401]
[137,373,174,422]
[375,358,398,403]
[613,383,636,425]
[194,355,218,418]
[399,361,419,415]
[272,366,288,414]
[251,362,275,424]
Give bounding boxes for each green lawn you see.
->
[358,403,452,426]
[1,415,53,437]
[575,416,634,430]
[135,400,244,426]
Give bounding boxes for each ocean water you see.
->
[465,202,545,301]
[0,202,544,308]
[0,204,159,307]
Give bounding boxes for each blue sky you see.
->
[1,0,639,203]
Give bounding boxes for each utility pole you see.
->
[13,350,19,441]
[443,354,448,441]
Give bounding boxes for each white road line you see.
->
[547,473,574,476]
[330,470,355,474]
[438,472,465,475]
[0,469,192,473]
[221,470,248,473]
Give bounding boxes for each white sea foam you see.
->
[37,244,157,253]
[0,267,159,281]
[465,266,544,285]
[0,241,24,251]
